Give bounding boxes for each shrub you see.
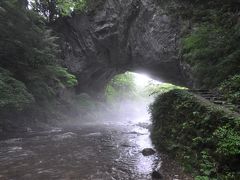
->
[182,23,240,88]
[24,66,78,101]
[150,89,240,179]
[218,75,240,104]
[0,68,34,111]
[105,72,136,103]
[0,1,78,103]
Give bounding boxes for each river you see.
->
[0,103,192,180]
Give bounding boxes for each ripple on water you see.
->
[52,132,76,141]
[8,146,23,152]
[82,132,102,137]
[49,127,62,133]
[0,115,192,180]
[3,138,22,144]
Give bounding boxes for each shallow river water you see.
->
[0,108,192,180]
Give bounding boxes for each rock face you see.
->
[141,148,156,156]
[55,0,188,96]
[151,170,163,179]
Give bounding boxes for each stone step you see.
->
[201,95,216,99]
[190,89,209,92]
[212,97,224,101]
[224,105,236,109]
[204,97,212,100]
[201,92,212,94]
[213,101,225,105]
[190,89,240,113]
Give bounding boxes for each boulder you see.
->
[141,148,156,156]
[151,170,163,179]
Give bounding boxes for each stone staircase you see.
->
[188,89,240,113]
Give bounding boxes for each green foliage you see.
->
[199,151,216,178]
[23,66,77,101]
[219,75,240,104]
[105,72,137,103]
[74,93,96,109]
[32,0,87,21]
[150,89,240,179]
[0,0,59,68]
[0,0,78,111]
[145,82,186,97]
[0,68,34,111]
[167,0,240,88]
[46,66,78,88]
[182,23,240,88]
[214,124,240,156]
[195,176,210,180]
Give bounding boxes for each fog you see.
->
[0,73,190,179]
[62,72,162,127]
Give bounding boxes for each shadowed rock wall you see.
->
[55,0,188,96]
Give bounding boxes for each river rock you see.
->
[141,148,156,156]
[151,170,163,179]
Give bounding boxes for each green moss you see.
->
[150,89,240,179]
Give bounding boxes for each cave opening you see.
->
[96,71,175,125]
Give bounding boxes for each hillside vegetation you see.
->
[178,0,240,97]
[157,0,239,99]
[151,1,240,178]
[0,0,80,132]
[150,90,240,179]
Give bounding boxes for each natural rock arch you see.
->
[55,0,190,95]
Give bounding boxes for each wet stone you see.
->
[151,170,163,179]
[141,148,156,156]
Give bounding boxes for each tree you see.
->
[105,72,137,103]
[31,0,87,22]
[0,0,78,108]
[0,0,59,69]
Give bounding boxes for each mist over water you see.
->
[0,73,190,179]
[67,99,151,127]
[62,72,157,127]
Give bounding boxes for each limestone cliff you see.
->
[55,0,188,95]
